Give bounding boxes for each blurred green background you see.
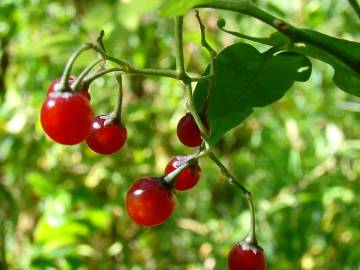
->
[0,0,359,269]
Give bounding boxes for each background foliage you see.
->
[0,0,360,269]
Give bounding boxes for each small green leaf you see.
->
[160,0,214,16]
[194,43,312,144]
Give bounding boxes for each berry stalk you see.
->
[58,44,92,92]
[162,147,208,184]
[71,58,103,92]
[104,74,124,126]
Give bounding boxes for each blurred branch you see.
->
[0,219,7,270]
[348,0,360,19]
[0,38,10,101]
[338,101,360,112]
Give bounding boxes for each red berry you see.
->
[177,113,209,147]
[228,242,266,270]
[48,76,91,100]
[164,156,201,191]
[126,177,176,226]
[40,92,93,145]
[86,116,127,154]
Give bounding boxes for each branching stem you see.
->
[197,0,360,74]
[163,147,209,184]
[72,58,103,91]
[58,44,92,91]
[208,152,258,244]
[83,68,124,85]
[194,10,217,116]
[61,14,259,245]
[0,219,7,270]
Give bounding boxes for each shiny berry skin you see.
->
[228,242,266,270]
[164,156,201,191]
[86,116,127,154]
[126,177,176,226]
[48,76,91,100]
[177,113,209,147]
[40,92,93,145]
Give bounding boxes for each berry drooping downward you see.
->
[177,113,209,147]
[228,241,266,270]
[126,177,176,226]
[40,92,93,145]
[164,156,201,191]
[86,116,127,154]
[48,76,91,100]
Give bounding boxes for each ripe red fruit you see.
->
[48,76,91,100]
[176,113,209,147]
[126,177,176,226]
[86,116,127,154]
[228,242,266,270]
[164,156,201,191]
[40,92,93,145]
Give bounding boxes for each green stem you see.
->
[72,58,103,91]
[208,152,258,244]
[97,30,107,53]
[194,10,217,116]
[88,43,181,80]
[175,16,188,81]
[83,68,124,85]
[88,43,130,69]
[113,75,123,122]
[163,148,209,184]
[197,0,360,74]
[0,220,7,270]
[195,10,217,56]
[190,74,213,82]
[185,83,210,140]
[58,44,92,91]
[127,67,179,78]
[218,25,287,47]
[348,0,360,19]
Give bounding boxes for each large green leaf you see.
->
[219,26,360,96]
[193,43,312,144]
[291,30,360,96]
[159,0,214,16]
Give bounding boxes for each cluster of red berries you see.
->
[125,112,205,225]
[41,76,127,154]
[126,156,201,226]
[40,76,265,269]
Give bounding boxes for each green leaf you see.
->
[194,43,312,144]
[160,0,214,16]
[291,30,360,96]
